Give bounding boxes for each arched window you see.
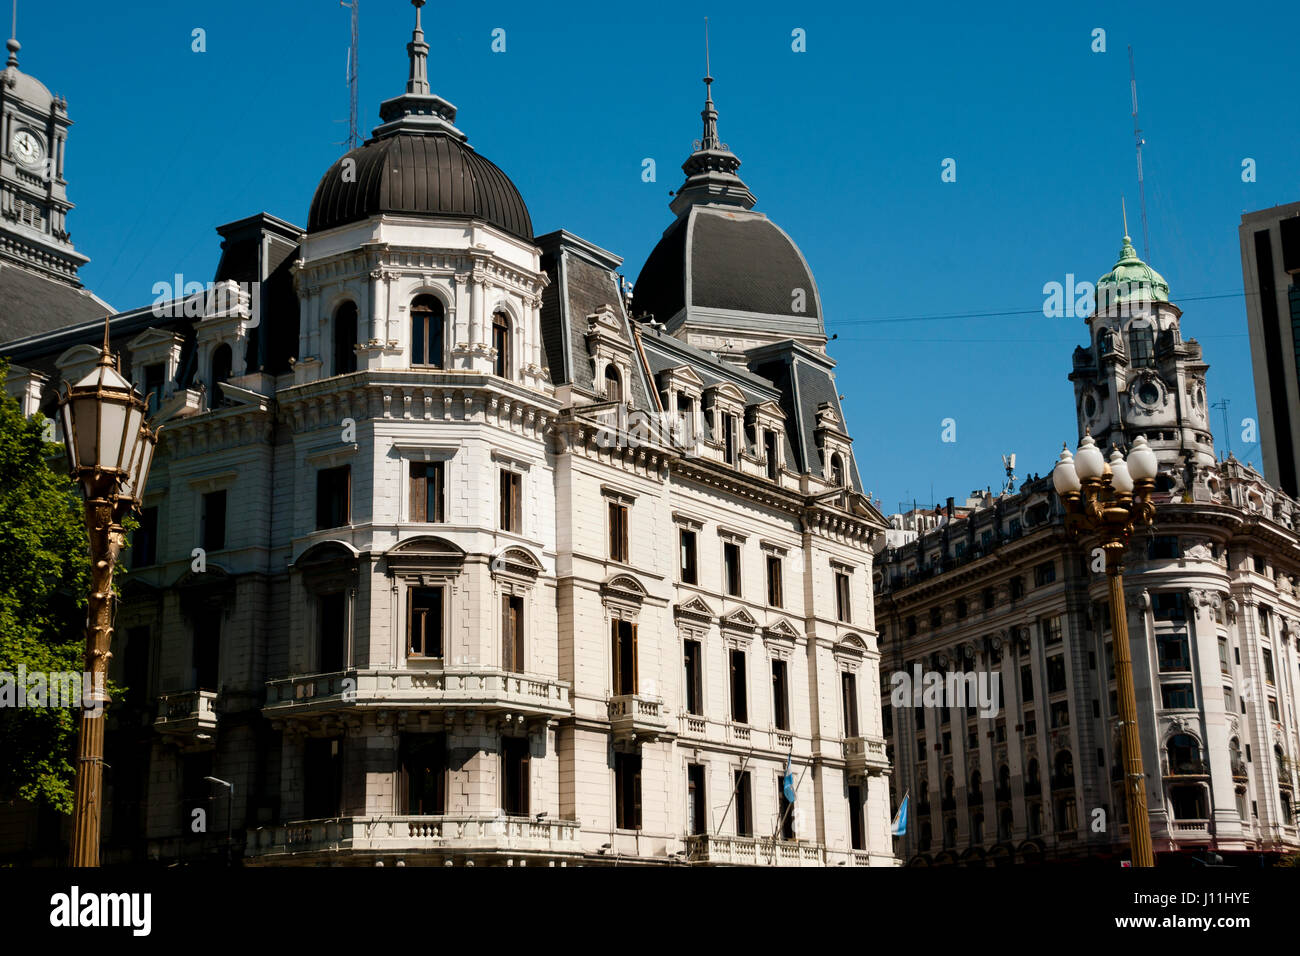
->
[830,453,844,487]
[411,295,445,368]
[211,343,233,394]
[604,364,623,403]
[1128,325,1155,367]
[333,301,358,376]
[492,311,510,379]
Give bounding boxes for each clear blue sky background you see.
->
[16,0,1300,512]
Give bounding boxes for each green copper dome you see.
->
[1096,235,1170,305]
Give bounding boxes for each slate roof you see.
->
[308,132,533,241]
[632,206,822,329]
[0,260,112,343]
[536,230,655,413]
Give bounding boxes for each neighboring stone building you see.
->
[875,236,1300,865]
[1,4,894,866]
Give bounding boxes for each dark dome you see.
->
[308,132,533,240]
[633,206,822,327]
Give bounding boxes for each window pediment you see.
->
[491,545,543,579]
[601,573,648,606]
[674,596,715,624]
[721,607,760,634]
[385,535,466,577]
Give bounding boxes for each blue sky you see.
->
[17,0,1300,512]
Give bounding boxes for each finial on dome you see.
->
[699,17,720,152]
[406,0,430,95]
[5,0,18,69]
[1122,196,1129,241]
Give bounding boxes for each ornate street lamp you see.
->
[56,319,158,867]
[1053,432,1158,867]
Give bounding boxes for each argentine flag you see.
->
[890,791,909,837]
[782,751,796,804]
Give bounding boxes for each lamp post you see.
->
[57,319,157,867]
[1052,432,1158,867]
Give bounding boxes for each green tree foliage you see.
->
[0,361,89,813]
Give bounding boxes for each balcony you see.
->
[1231,760,1248,781]
[843,736,891,779]
[684,833,826,867]
[608,694,671,743]
[1164,757,1210,778]
[245,814,584,865]
[1169,819,1212,842]
[153,690,218,745]
[263,668,571,723]
[679,714,707,737]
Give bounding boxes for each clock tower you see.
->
[1,27,89,286]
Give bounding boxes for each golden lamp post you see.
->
[56,319,157,867]
[1052,431,1158,867]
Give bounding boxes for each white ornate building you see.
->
[1,4,894,866]
[875,236,1300,865]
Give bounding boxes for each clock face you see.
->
[11,129,44,167]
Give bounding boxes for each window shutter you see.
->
[502,596,514,672]
[410,463,426,522]
[630,622,638,694]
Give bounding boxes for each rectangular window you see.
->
[502,594,524,673]
[1041,615,1063,645]
[1224,685,1235,713]
[724,541,742,597]
[615,752,643,830]
[1009,576,1024,600]
[318,592,346,672]
[1157,632,1190,672]
[1152,592,1186,621]
[499,469,522,533]
[409,461,445,523]
[608,501,629,562]
[764,430,779,480]
[1148,536,1181,559]
[766,555,783,607]
[316,465,351,530]
[772,659,790,731]
[1161,683,1195,710]
[1219,638,1231,674]
[1046,655,1067,694]
[729,649,748,723]
[1049,700,1070,729]
[687,764,706,835]
[1263,648,1276,685]
[200,490,227,551]
[848,785,864,850]
[303,738,344,819]
[143,363,165,416]
[1269,697,1280,721]
[778,773,795,839]
[132,505,158,568]
[723,413,737,465]
[841,671,859,737]
[835,570,852,623]
[982,587,995,610]
[501,737,530,816]
[680,529,699,584]
[612,619,638,695]
[683,640,703,715]
[734,770,753,836]
[193,617,220,690]
[399,732,446,815]
[1034,560,1056,586]
[1020,664,1035,703]
[408,586,444,658]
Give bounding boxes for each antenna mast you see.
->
[1212,398,1231,459]
[1128,45,1151,262]
[341,0,360,150]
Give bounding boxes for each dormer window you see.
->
[333,301,358,375]
[211,344,233,394]
[411,295,445,368]
[605,364,623,403]
[764,430,779,480]
[143,363,165,416]
[492,311,511,379]
[830,453,845,488]
[723,413,737,465]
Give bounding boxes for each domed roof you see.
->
[1097,234,1170,305]
[3,39,54,111]
[631,73,822,338]
[306,1,532,241]
[634,206,821,325]
[308,133,532,239]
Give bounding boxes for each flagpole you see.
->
[767,757,811,864]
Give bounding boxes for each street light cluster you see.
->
[1051,430,1159,867]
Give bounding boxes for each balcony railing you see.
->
[1231,759,1248,780]
[154,690,219,739]
[1169,819,1212,840]
[843,735,891,779]
[684,833,826,867]
[1164,757,1210,777]
[263,667,571,720]
[679,714,707,737]
[608,694,671,743]
[245,814,584,862]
